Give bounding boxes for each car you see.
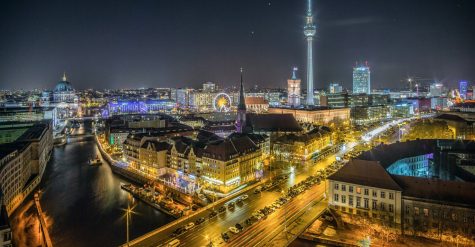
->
[218,206,226,213]
[254,189,261,194]
[245,218,253,225]
[208,211,217,219]
[221,232,230,242]
[235,223,243,230]
[195,217,205,225]
[241,194,249,200]
[229,226,240,234]
[227,202,235,209]
[172,227,186,236]
[184,222,195,230]
[236,198,243,203]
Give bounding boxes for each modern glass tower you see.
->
[353,63,371,94]
[304,0,316,106]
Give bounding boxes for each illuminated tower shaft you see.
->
[304,0,316,106]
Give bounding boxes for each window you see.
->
[380,202,385,211]
[364,189,369,196]
[372,190,377,197]
[364,198,369,209]
[341,195,346,204]
[380,191,386,198]
[341,184,346,191]
[389,192,394,200]
[423,208,429,217]
[372,200,378,210]
[414,207,420,216]
[334,193,339,202]
[389,204,394,213]
[452,213,457,221]
[349,186,354,193]
[356,197,361,207]
[334,183,339,190]
[356,187,362,194]
[433,210,438,218]
[349,195,354,206]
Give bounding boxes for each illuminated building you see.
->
[429,83,444,97]
[203,82,217,92]
[304,0,316,106]
[245,96,268,113]
[53,73,77,103]
[459,81,468,99]
[167,132,263,193]
[192,91,217,111]
[329,83,343,94]
[336,140,475,244]
[268,107,350,126]
[287,67,301,107]
[272,126,332,163]
[389,102,414,118]
[0,122,53,214]
[104,99,175,116]
[328,160,403,227]
[352,63,371,94]
[138,140,168,178]
[176,88,195,109]
[430,97,449,111]
[0,201,12,247]
[350,105,390,125]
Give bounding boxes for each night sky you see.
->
[0,0,474,90]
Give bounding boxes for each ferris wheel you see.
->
[213,93,232,112]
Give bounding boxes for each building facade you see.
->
[353,64,371,94]
[287,67,301,107]
[268,107,350,126]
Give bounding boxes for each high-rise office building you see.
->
[459,81,468,99]
[329,83,343,94]
[352,63,371,94]
[429,83,444,97]
[287,67,301,107]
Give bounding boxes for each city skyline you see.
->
[0,0,474,90]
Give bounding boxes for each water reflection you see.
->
[16,121,174,247]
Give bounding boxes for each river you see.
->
[11,120,174,247]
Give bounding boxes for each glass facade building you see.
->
[352,65,371,94]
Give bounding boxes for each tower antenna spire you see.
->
[308,0,312,14]
[62,72,67,81]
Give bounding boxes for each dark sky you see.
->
[1,0,474,90]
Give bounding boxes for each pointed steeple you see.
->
[238,67,246,111]
[236,68,247,133]
[62,72,67,81]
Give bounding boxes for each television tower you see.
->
[304,0,316,106]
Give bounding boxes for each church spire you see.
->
[235,68,247,133]
[238,67,246,111]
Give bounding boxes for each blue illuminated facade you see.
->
[102,100,175,117]
[459,81,468,99]
[352,65,371,94]
[386,153,434,178]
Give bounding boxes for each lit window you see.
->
[356,187,361,194]
[380,191,386,198]
[423,208,429,217]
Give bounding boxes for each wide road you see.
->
[226,183,325,247]
[127,155,336,247]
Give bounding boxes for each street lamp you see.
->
[123,204,136,247]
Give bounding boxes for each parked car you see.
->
[229,226,240,234]
[184,222,195,230]
[195,217,205,225]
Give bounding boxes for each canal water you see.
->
[12,121,174,247]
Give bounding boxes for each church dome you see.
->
[54,73,73,92]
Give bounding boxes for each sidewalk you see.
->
[265,200,328,247]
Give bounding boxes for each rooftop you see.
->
[392,175,475,207]
[245,113,302,132]
[328,159,403,191]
